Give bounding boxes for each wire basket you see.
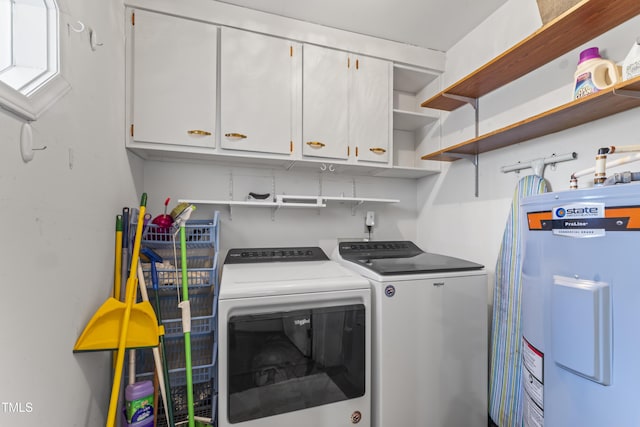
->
[133,338,218,426]
[140,212,220,251]
[129,210,220,426]
[156,380,217,427]
[136,332,217,374]
[148,289,219,337]
[141,251,219,290]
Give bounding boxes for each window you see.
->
[0,0,69,120]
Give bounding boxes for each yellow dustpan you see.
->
[73,297,158,351]
[74,195,159,352]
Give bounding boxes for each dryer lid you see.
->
[338,240,483,275]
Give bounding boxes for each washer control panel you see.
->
[224,246,328,264]
[338,240,422,259]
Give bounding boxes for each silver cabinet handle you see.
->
[433,282,445,287]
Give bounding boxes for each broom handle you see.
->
[180,222,195,427]
[106,194,147,427]
[137,264,172,425]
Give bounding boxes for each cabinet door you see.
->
[220,28,299,155]
[302,45,349,160]
[131,10,217,148]
[351,55,391,164]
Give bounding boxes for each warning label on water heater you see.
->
[522,337,544,427]
[551,203,605,238]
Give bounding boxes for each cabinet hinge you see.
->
[290,141,293,153]
[130,124,134,137]
[131,12,135,26]
[290,46,293,57]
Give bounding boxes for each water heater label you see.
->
[522,337,544,427]
[551,203,605,238]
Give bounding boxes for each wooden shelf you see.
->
[421,0,640,111]
[421,75,640,161]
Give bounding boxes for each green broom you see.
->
[174,204,196,427]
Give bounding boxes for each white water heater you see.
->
[520,183,640,426]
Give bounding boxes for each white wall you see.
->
[416,0,640,300]
[0,0,143,425]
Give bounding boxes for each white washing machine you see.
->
[218,247,371,427]
[334,241,487,427]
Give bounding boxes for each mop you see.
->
[489,175,547,427]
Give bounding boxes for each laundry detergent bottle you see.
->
[573,47,620,99]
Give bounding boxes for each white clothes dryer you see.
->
[218,247,371,427]
[334,241,487,427]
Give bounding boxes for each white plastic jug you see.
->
[622,37,640,81]
[574,47,620,99]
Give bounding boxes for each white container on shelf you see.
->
[622,37,640,80]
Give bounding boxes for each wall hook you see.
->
[67,20,85,34]
[88,27,103,51]
[66,19,102,51]
[20,122,47,163]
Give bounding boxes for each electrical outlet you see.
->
[365,211,375,227]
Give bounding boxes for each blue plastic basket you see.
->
[129,339,218,425]
[141,251,219,291]
[140,212,220,251]
[154,295,219,337]
[136,331,216,373]
[156,380,216,427]
[128,210,219,426]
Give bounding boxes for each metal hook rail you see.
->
[501,152,577,177]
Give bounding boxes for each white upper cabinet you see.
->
[220,28,301,156]
[350,55,391,164]
[302,44,350,160]
[130,10,217,148]
[302,44,391,163]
